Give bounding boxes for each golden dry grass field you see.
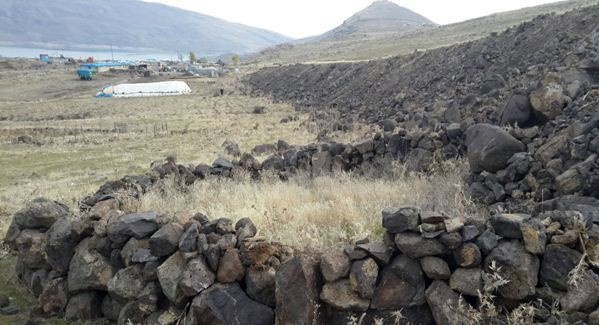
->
[0,60,315,231]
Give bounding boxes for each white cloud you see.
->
[143,0,562,38]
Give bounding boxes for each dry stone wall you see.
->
[5,178,599,325]
[3,99,598,325]
[75,128,458,211]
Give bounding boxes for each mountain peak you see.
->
[347,1,437,27]
[311,1,437,42]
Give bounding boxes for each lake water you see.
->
[0,46,179,61]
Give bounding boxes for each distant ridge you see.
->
[251,0,599,63]
[0,0,292,56]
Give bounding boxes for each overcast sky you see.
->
[144,0,562,39]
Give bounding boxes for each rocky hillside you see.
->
[246,4,599,125]
[246,4,599,213]
[0,0,291,55]
[250,0,599,63]
[302,0,436,44]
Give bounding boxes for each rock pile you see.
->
[6,196,294,325]
[245,5,599,129]
[244,3,599,215]
[322,206,599,325]
[5,191,599,324]
[465,115,599,212]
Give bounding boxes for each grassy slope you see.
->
[250,0,599,64]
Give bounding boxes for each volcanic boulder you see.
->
[179,257,216,297]
[349,258,379,299]
[275,255,323,325]
[186,283,274,325]
[500,93,533,126]
[67,238,114,292]
[371,255,426,309]
[320,279,370,311]
[320,247,351,282]
[484,240,539,300]
[425,280,465,325]
[13,197,70,230]
[149,223,183,257]
[45,216,76,274]
[465,124,525,173]
[246,267,276,307]
[382,206,420,234]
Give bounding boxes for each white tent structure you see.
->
[97,81,191,98]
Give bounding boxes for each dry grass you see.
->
[0,64,316,234]
[140,161,475,248]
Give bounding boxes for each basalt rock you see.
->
[394,233,447,258]
[540,244,582,291]
[489,214,530,239]
[246,266,276,307]
[356,242,394,265]
[382,206,421,234]
[39,277,69,316]
[321,247,351,282]
[371,255,426,309]
[107,212,159,244]
[275,255,323,325]
[560,269,599,312]
[179,256,215,297]
[484,240,539,300]
[107,265,145,302]
[453,243,482,268]
[157,251,186,305]
[149,223,183,257]
[449,268,482,297]
[67,238,114,292]
[45,217,76,274]
[65,291,102,321]
[15,229,48,269]
[349,258,379,299]
[217,248,245,283]
[425,280,464,325]
[320,279,370,312]
[500,93,533,126]
[14,198,70,230]
[118,301,147,325]
[186,283,274,325]
[465,124,526,173]
[420,256,451,280]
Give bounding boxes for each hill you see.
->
[251,0,599,63]
[246,2,599,125]
[0,0,291,56]
[301,0,436,44]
